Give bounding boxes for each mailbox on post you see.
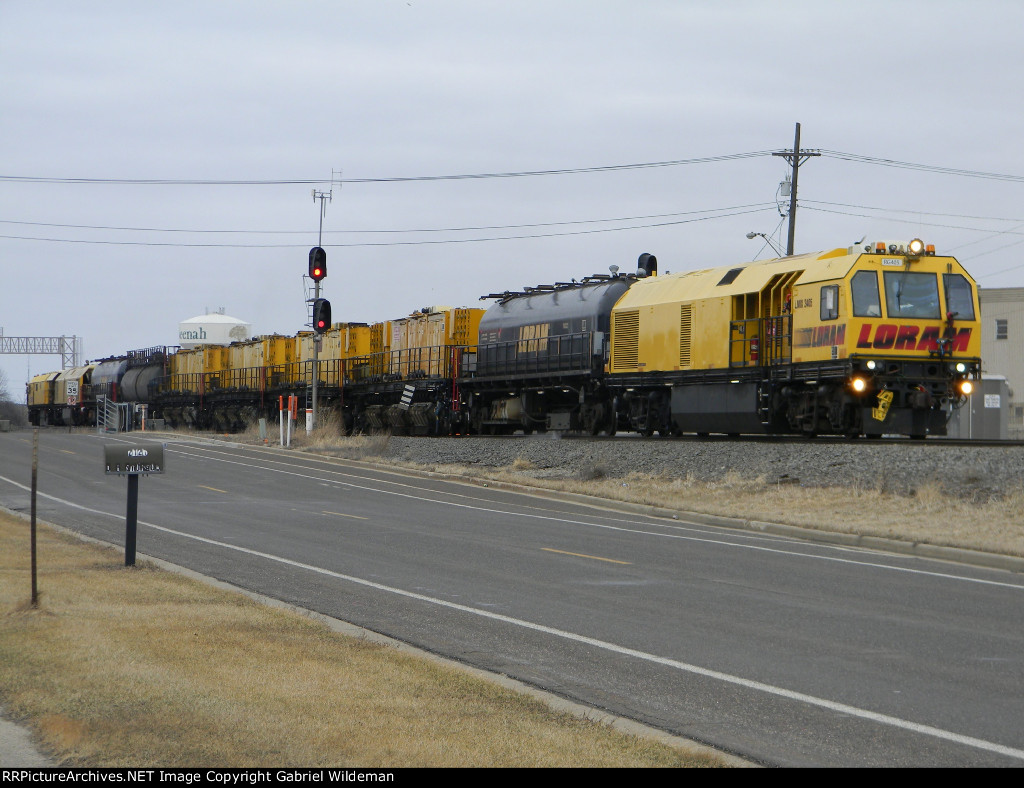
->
[104,442,166,566]
[104,443,165,476]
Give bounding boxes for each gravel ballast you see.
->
[377,435,1024,501]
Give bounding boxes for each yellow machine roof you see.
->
[616,248,861,308]
[54,365,94,382]
[616,245,969,310]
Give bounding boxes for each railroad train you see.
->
[27,238,981,439]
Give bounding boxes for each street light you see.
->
[746,231,784,257]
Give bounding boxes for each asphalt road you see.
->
[1,429,1023,767]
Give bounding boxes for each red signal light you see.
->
[312,298,331,334]
[308,247,327,281]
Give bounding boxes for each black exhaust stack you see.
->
[637,252,658,277]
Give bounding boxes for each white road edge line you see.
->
[2,473,1022,762]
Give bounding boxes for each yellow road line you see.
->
[60,450,76,455]
[542,547,631,565]
[198,485,228,494]
[323,510,369,520]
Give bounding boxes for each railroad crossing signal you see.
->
[313,298,331,333]
[309,246,327,281]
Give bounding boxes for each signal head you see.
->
[313,298,332,334]
[308,247,327,281]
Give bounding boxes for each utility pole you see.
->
[772,123,820,256]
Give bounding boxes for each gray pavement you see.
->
[0,707,54,768]
[3,431,1024,766]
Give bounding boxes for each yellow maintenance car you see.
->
[607,239,980,437]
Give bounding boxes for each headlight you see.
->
[958,379,974,396]
[866,360,878,371]
[908,238,925,256]
[955,362,967,373]
[850,376,868,393]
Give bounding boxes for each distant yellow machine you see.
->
[26,366,95,426]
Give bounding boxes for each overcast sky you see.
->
[2,0,1023,392]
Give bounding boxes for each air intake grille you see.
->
[679,305,692,367]
[612,310,640,370]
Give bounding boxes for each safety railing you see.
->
[729,316,791,368]
[473,332,596,378]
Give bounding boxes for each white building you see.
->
[979,287,1024,439]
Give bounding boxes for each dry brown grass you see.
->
[509,456,537,471]
[0,511,727,768]
[271,411,392,460]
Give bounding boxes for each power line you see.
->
[0,151,774,186]
[3,149,1023,188]
[803,200,1024,224]
[0,202,775,236]
[820,150,1024,183]
[800,204,1024,237]
[0,206,777,249]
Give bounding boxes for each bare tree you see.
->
[0,368,28,426]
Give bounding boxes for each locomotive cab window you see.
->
[820,285,839,321]
[942,274,976,320]
[883,272,941,320]
[851,271,881,317]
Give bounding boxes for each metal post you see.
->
[313,277,320,430]
[125,475,138,567]
[312,190,330,430]
[30,428,38,607]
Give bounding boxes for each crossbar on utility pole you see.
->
[773,122,820,256]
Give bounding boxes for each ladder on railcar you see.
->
[96,396,133,433]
